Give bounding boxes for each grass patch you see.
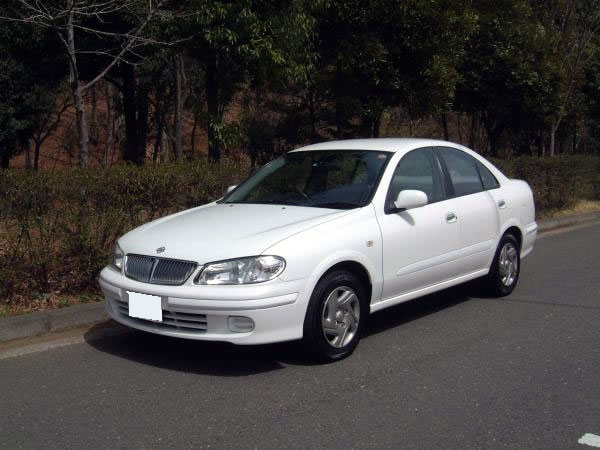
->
[538,199,600,219]
[2,292,104,317]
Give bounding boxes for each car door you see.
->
[377,148,462,300]
[435,147,500,274]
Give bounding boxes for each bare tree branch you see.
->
[80,0,168,91]
[1,0,173,168]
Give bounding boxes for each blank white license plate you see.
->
[127,291,162,322]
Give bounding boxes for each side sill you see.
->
[370,269,488,314]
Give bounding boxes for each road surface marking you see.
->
[579,434,600,448]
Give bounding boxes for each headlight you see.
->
[195,256,285,285]
[113,243,124,270]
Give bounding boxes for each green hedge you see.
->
[492,155,600,213]
[0,154,599,307]
[0,158,250,303]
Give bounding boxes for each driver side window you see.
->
[387,148,445,210]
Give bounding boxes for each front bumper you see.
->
[99,266,309,345]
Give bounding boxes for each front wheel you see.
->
[485,233,520,297]
[302,270,368,362]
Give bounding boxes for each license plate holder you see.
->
[127,291,163,322]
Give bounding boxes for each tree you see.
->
[31,96,72,170]
[536,0,600,156]
[3,0,169,167]
[241,0,322,160]
[582,33,600,154]
[273,0,475,141]
[0,16,65,168]
[455,0,553,156]
[180,0,294,161]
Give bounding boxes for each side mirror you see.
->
[226,185,237,194]
[393,190,428,211]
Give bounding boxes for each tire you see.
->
[302,270,368,362]
[485,233,520,297]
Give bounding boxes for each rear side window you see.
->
[438,147,484,197]
[476,161,500,190]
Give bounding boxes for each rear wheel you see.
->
[485,233,520,297]
[302,270,368,362]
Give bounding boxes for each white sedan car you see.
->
[100,138,537,361]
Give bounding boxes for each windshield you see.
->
[223,150,391,209]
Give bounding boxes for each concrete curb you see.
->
[1,210,599,344]
[0,302,107,343]
[537,210,600,232]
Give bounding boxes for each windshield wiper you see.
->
[312,202,360,210]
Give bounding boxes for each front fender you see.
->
[264,206,383,307]
[302,250,381,306]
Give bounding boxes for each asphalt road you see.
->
[1,223,599,449]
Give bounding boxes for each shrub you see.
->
[492,155,600,213]
[1,154,599,310]
[0,157,250,305]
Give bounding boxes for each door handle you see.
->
[497,199,506,209]
[446,212,458,223]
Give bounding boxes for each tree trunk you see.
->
[153,123,163,162]
[34,140,42,170]
[456,113,463,144]
[440,113,449,141]
[122,64,138,163]
[488,124,506,158]
[481,112,505,158]
[549,121,558,157]
[67,9,90,168]
[136,84,149,164]
[104,83,115,167]
[205,51,220,161]
[1,150,9,169]
[335,60,343,139]
[359,116,371,138]
[91,83,98,144]
[541,131,546,157]
[468,114,476,149]
[153,99,165,162]
[174,54,186,160]
[308,89,317,143]
[161,128,168,163]
[572,115,577,154]
[190,111,198,154]
[25,143,33,169]
[72,85,90,168]
[372,113,381,138]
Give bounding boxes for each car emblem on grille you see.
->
[156,246,165,254]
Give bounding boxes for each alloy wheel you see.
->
[499,242,518,287]
[321,286,361,348]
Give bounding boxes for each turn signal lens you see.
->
[113,243,124,270]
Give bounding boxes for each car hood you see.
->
[118,202,351,264]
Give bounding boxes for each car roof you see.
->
[291,138,460,153]
[289,138,509,183]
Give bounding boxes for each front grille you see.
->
[113,298,207,333]
[124,254,197,285]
